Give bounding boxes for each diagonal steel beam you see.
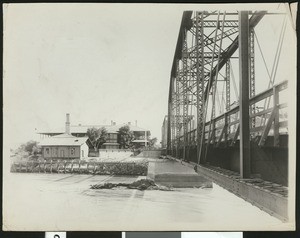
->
[203,11,266,101]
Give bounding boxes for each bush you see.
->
[15,140,41,159]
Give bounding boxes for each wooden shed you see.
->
[39,133,92,160]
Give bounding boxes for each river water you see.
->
[3,173,288,231]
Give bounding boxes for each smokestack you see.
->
[135,120,137,126]
[65,113,70,134]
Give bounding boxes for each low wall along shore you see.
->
[10,160,148,176]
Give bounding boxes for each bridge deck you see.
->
[166,156,288,221]
[202,165,288,197]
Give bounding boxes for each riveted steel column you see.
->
[196,11,205,165]
[250,28,256,130]
[171,79,177,156]
[225,61,231,112]
[239,11,251,178]
[167,88,172,154]
[225,61,231,144]
[175,60,180,158]
[182,30,188,161]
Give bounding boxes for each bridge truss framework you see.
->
[166,10,288,179]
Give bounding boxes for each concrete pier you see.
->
[147,158,212,188]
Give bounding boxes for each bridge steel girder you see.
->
[225,61,231,140]
[182,30,189,160]
[239,11,251,179]
[196,12,205,164]
[175,59,181,157]
[167,100,171,153]
[167,76,175,154]
[250,28,256,130]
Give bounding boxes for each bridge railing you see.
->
[172,80,288,147]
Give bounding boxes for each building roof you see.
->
[39,134,89,146]
[37,125,113,134]
[72,125,120,134]
[108,123,150,133]
[37,123,150,135]
[132,139,148,143]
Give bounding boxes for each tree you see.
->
[87,127,99,149]
[87,127,108,149]
[96,127,108,149]
[15,140,41,158]
[146,131,151,138]
[118,125,134,149]
[148,137,158,148]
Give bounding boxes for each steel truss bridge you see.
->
[165,11,289,221]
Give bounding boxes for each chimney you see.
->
[128,122,131,126]
[111,120,113,125]
[65,113,70,134]
[113,121,116,126]
[135,120,137,126]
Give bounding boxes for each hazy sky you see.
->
[3,3,295,148]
